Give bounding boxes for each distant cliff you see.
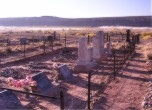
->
[0,16,151,27]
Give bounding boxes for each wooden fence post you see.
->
[60,91,64,110]
[113,51,116,79]
[59,34,60,43]
[54,31,56,40]
[88,71,91,110]
[88,35,90,44]
[126,29,131,43]
[43,40,46,54]
[124,45,126,64]
[65,34,66,47]
[52,39,53,51]
[24,44,26,58]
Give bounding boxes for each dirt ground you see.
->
[0,41,150,110]
[94,42,151,110]
[0,29,151,110]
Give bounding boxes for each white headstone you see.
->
[75,37,97,72]
[93,31,105,59]
[87,47,93,62]
[77,37,88,65]
[93,36,100,59]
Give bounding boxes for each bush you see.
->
[6,47,12,54]
[147,52,152,60]
[141,32,152,40]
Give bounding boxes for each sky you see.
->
[0,0,151,18]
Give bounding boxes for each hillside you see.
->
[0,16,151,27]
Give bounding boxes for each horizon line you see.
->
[0,15,151,19]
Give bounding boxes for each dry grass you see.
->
[0,26,151,56]
[0,42,44,55]
[111,41,129,50]
[143,42,152,60]
[141,32,152,40]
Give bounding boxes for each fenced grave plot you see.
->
[52,48,78,63]
[107,32,126,42]
[0,90,23,109]
[0,32,78,65]
[65,36,79,47]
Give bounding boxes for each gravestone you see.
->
[75,38,97,72]
[77,37,88,65]
[58,64,73,80]
[87,47,93,62]
[32,72,52,95]
[20,38,28,45]
[0,90,23,109]
[93,35,100,59]
[93,31,105,61]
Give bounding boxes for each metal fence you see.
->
[87,30,140,109]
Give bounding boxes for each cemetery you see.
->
[0,28,151,109]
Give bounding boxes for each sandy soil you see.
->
[93,43,151,110]
[0,32,151,109]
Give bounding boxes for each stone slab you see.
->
[32,72,52,95]
[0,90,23,109]
[58,64,73,80]
[74,62,97,73]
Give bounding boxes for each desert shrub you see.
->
[76,32,87,36]
[147,52,152,60]
[144,43,152,60]
[111,42,129,50]
[141,32,152,40]
[87,33,96,37]
[6,47,13,54]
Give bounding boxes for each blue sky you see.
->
[0,0,151,18]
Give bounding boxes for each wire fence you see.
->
[87,29,140,109]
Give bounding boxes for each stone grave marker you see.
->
[87,47,93,62]
[77,37,88,65]
[75,37,97,72]
[0,90,23,109]
[32,72,52,95]
[93,31,105,59]
[58,64,73,80]
[20,38,28,45]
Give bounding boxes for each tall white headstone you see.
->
[75,38,97,72]
[93,31,105,59]
[77,37,88,65]
[93,36,100,59]
[87,47,93,62]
